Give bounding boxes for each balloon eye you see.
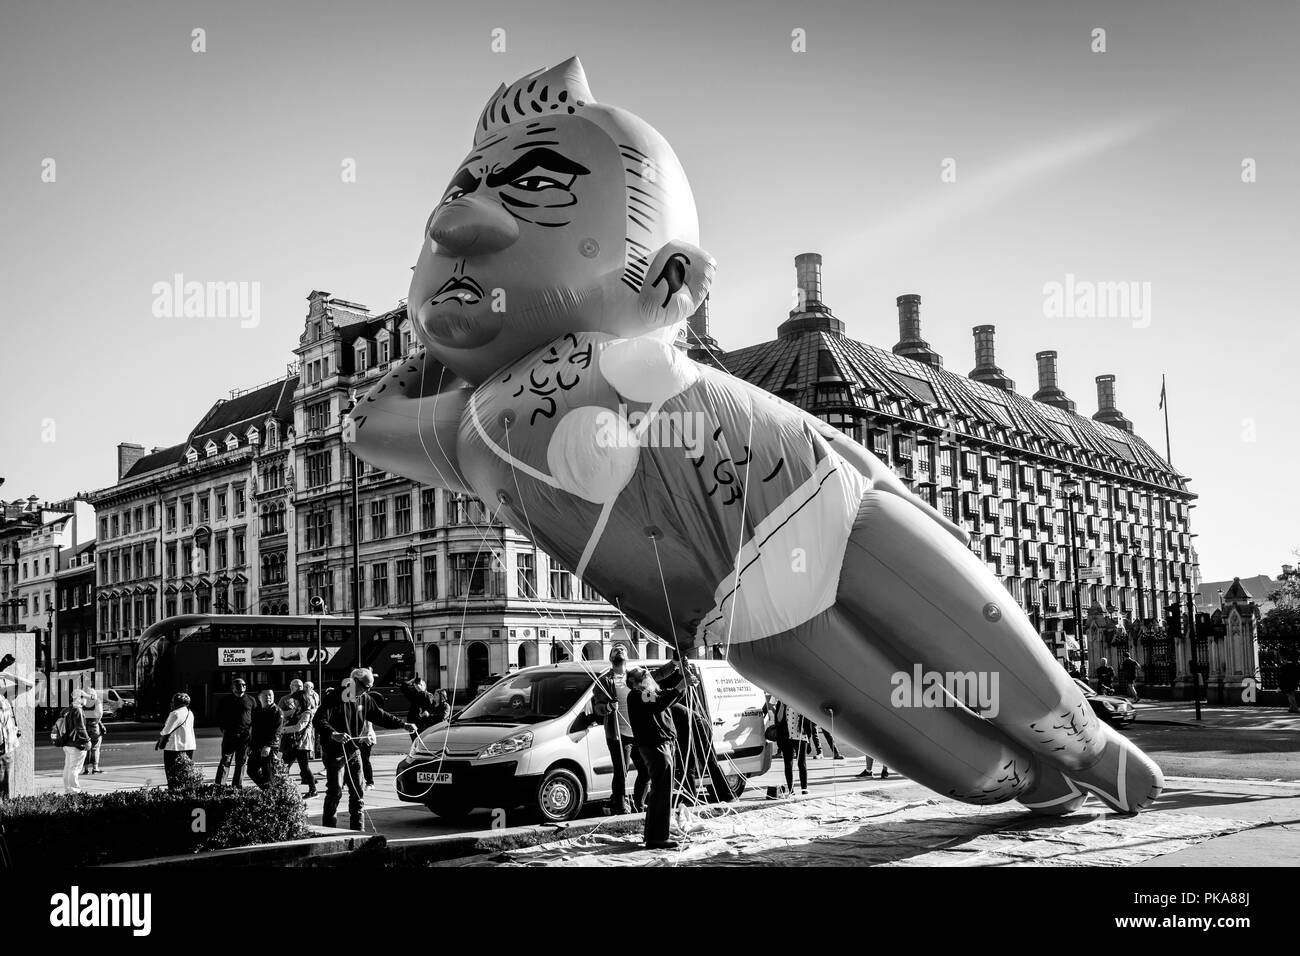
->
[510,176,562,191]
[440,188,465,206]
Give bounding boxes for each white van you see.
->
[394,659,771,823]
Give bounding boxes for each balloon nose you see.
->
[429,196,520,256]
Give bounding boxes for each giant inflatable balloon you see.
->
[350,57,1163,815]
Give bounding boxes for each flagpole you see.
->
[1160,374,1172,467]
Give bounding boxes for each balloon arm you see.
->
[811,418,969,546]
[347,349,476,493]
[0,673,34,689]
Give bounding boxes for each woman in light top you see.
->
[158,692,197,781]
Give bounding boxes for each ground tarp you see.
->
[449,791,1256,867]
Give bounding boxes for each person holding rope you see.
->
[313,668,416,831]
[593,643,649,814]
[626,661,687,849]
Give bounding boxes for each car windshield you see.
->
[453,671,595,725]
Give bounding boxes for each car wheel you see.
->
[536,767,584,823]
[426,799,474,822]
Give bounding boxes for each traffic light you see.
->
[1166,604,1182,639]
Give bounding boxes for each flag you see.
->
[1158,375,1166,410]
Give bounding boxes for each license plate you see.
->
[416,772,452,784]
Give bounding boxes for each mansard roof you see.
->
[724,328,1189,495]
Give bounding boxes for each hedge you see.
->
[0,756,311,866]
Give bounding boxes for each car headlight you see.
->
[478,731,533,759]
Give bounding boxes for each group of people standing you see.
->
[212,677,319,793]
[213,669,418,829]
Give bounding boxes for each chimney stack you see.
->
[891,294,943,368]
[684,295,722,368]
[794,253,823,308]
[1032,351,1076,412]
[778,253,844,338]
[117,442,147,479]
[1092,374,1133,432]
[967,325,1015,391]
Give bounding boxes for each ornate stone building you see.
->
[87,378,297,685]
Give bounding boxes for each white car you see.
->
[395,659,772,823]
[100,687,136,720]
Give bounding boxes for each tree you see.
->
[1267,549,1300,607]
[1258,605,1300,654]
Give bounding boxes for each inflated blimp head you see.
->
[411,56,714,384]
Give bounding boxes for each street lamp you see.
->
[340,398,361,668]
[309,595,327,694]
[1132,543,1146,622]
[45,603,54,711]
[1060,478,1087,677]
[405,544,419,644]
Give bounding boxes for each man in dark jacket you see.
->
[247,688,284,789]
[214,678,255,787]
[398,677,449,739]
[626,662,686,849]
[314,668,415,830]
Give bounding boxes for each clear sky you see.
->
[1,0,1295,582]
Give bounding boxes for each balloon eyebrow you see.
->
[447,168,480,194]
[486,148,590,187]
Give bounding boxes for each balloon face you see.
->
[409,56,702,384]
[412,115,627,376]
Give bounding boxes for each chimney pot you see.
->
[891,294,942,368]
[968,325,1014,391]
[1032,351,1076,413]
[1092,373,1133,433]
[794,253,823,309]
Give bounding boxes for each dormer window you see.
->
[204,439,218,458]
[185,446,199,464]
[266,420,279,446]
[376,329,391,365]
[354,338,368,372]
[398,319,414,355]
[224,433,239,452]
[246,425,260,446]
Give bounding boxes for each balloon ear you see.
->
[637,239,716,329]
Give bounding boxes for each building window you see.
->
[216,536,228,569]
[234,484,246,516]
[182,499,193,528]
[307,568,334,610]
[123,511,132,535]
[305,511,332,551]
[422,555,438,601]
[450,552,500,598]
[199,495,210,524]
[235,532,246,566]
[260,502,286,536]
[517,552,536,598]
[370,499,388,539]
[396,559,413,605]
[262,552,286,584]
[100,517,109,539]
[111,515,120,537]
[305,451,332,489]
[394,494,412,535]
[550,561,573,601]
[306,399,331,432]
[420,489,437,529]
[371,563,389,606]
